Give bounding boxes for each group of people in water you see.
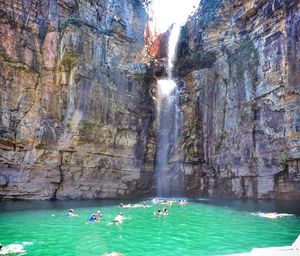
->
[154,208,168,216]
[152,198,187,205]
[67,208,125,224]
[66,199,188,225]
[119,202,149,208]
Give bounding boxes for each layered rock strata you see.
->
[175,0,300,199]
[1,0,300,201]
[0,0,154,199]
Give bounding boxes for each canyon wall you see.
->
[0,0,154,199]
[1,0,300,201]
[176,0,300,199]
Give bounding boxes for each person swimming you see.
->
[67,209,76,217]
[115,213,125,222]
[0,243,25,255]
[142,202,150,208]
[131,203,148,208]
[104,252,123,256]
[162,208,168,216]
[95,210,102,221]
[154,209,162,216]
[178,200,187,205]
[119,203,132,208]
[156,199,174,205]
[254,212,294,219]
[120,203,147,209]
[89,214,97,223]
[109,213,125,225]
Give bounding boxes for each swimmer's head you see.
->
[0,243,3,249]
[119,213,123,216]
[119,203,123,207]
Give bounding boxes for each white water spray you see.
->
[155,26,182,197]
[167,24,181,77]
[148,0,199,197]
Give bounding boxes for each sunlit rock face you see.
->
[1,0,299,201]
[0,0,154,199]
[176,0,300,199]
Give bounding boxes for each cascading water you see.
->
[146,0,200,197]
[155,24,183,197]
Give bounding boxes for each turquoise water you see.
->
[0,199,299,256]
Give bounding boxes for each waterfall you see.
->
[155,24,183,197]
[167,24,181,77]
[146,0,200,197]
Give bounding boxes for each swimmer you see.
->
[142,202,150,208]
[162,200,168,205]
[89,213,97,223]
[255,212,294,219]
[157,200,173,205]
[120,203,147,208]
[119,203,132,209]
[162,208,168,216]
[95,210,102,221]
[154,209,162,216]
[67,209,77,217]
[178,200,187,205]
[152,198,159,204]
[0,244,25,255]
[115,213,125,222]
[131,203,149,208]
[109,213,125,225]
[152,198,168,204]
[104,252,123,256]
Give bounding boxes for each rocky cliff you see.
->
[175,0,300,199]
[0,0,154,199]
[1,0,300,201]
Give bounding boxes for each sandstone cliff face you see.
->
[0,0,154,199]
[1,0,299,201]
[176,0,300,199]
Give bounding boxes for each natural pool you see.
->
[0,199,299,256]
